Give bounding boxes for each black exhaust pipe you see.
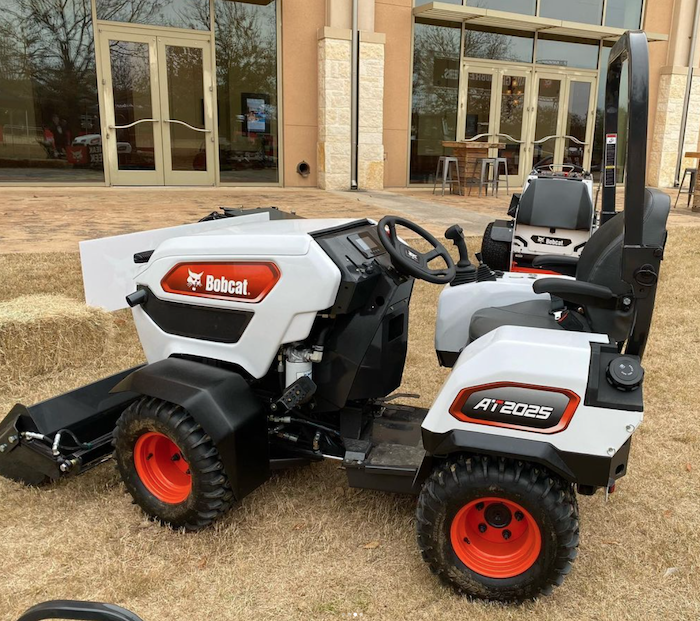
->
[0,367,142,485]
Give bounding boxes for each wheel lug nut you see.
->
[476,502,484,511]
[463,537,470,544]
[503,529,511,540]
[478,523,487,533]
[514,511,524,522]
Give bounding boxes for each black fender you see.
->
[488,219,514,243]
[112,358,270,500]
[421,428,631,488]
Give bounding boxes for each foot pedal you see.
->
[271,376,317,412]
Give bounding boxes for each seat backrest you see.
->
[517,177,593,230]
[575,187,670,341]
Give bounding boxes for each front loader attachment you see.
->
[0,368,142,485]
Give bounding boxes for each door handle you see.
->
[108,118,159,130]
[561,135,588,145]
[163,119,211,133]
[532,135,588,145]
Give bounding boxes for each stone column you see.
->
[649,68,700,188]
[317,0,385,190]
[318,29,352,190]
[358,33,385,189]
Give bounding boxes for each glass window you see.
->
[605,0,644,29]
[466,0,535,15]
[539,0,603,25]
[110,41,157,172]
[216,0,279,183]
[410,20,461,184]
[536,37,599,70]
[465,73,493,141]
[414,0,462,5]
[96,0,210,31]
[464,26,534,63]
[0,0,103,182]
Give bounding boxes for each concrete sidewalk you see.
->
[0,185,695,254]
[0,186,501,254]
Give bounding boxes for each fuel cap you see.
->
[606,356,644,391]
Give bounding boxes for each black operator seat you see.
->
[469,188,670,343]
[517,177,594,230]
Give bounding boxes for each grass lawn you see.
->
[0,228,698,621]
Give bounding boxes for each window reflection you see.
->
[464,26,534,64]
[536,37,599,70]
[465,73,492,141]
[410,20,461,183]
[0,0,103,182]
[605,0,643,29]
[466,0,535,15]
[215,0,279,183]
[96,0,210,31]
[539,0,603,25]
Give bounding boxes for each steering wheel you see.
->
[377,216,456,284]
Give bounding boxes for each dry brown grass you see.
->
[0,231,698,621]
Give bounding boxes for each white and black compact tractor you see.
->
[0,32,669,602]
[481,162,596,276]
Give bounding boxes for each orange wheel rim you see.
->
[450,497,541,578]
[133,432,192,504]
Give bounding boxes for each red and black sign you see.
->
[161,262,280,303]
[449,382,579,434]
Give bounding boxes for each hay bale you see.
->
[0,253,84,302]
[0,294,114,387]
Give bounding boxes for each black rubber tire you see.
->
[416,455,579,602]
[113,396,233,531]
[481,222,511,271]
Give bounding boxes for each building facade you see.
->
[0,0,694,190]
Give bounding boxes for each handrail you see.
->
[108,118,158,130]
[164,119,211,133]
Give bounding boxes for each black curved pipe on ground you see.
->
[16,600,144,621]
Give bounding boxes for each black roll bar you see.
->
[603,30,665,359]
[601,29,649,235]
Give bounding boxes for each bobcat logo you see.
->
[186,269,204,291]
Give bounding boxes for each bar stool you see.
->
[674,167,697,208]
[469,158,498,196]
[493,157,510,196]
[433,156,462,196]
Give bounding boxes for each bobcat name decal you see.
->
[449,382,580,434]
[161,262,280,303]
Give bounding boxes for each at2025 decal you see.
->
[161,262,280,303]
[449,382,580,433]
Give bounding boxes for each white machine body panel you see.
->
[423,326,642,459]
[434,273,571,355]
[512,224,592,261]
[128,219,364,379]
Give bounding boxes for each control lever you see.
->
[475,252,498,282]
[444,225,477,285]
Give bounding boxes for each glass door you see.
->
[99,28,215,186]
[494,70,530,183]
[100,31,163,185]
[460,65,531,185]
[528,73,596,173]
[157,36,215,186]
